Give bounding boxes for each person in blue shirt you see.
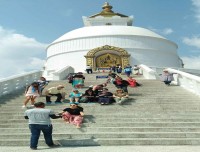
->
[124,64,132,76]
[69,89,82,102]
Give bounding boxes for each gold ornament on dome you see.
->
[86,45,130,57]
[96,53,121,68]
[85,45,130,70]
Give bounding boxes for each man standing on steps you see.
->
[86,65,93,74]
[24,102,62,150]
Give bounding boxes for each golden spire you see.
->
[102,2,113,12]
[89,2,128,18]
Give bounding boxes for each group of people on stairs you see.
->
[22,66,175,150]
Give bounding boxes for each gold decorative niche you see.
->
[84,45,130,70]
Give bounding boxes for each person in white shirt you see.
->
[24,102,61,150]
[86,65,93,74]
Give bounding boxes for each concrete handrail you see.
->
[166,68,200,82]
[0,71,42,96]
[139,64,157,79]
[166,68,200,96]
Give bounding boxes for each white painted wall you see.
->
[45,35,181,75]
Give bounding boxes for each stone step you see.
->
[1,132,200,139]
[2,118,200,123]
[2,122,200,128]
[2,127,200,133]
[1,74,200,146]
[2,122,200,127]
[1,138,200,146]
[3,113,200,119]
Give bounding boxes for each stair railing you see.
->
[139,64,157,79]
[0,71,42,96]
[166,68,200,96]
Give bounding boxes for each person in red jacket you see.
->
[127,76,141,87]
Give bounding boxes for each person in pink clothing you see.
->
[22,82,40,109]
[61,102,84,128]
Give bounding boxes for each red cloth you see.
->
[127,78,137,87]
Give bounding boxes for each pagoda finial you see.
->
[102,2,113,12]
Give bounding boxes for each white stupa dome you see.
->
[51,26,166,45]
[43,2,182,80]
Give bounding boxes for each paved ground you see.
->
[1,146,200,152]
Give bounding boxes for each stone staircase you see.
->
[0,73,200,146]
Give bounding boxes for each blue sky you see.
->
[0,0,200,78]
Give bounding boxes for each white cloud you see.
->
[148,27,173,36]
[183,36,200,49]
[181,56,200,69]
[0,26,48,79]
[162,28,173,35]
[192,0,200,23]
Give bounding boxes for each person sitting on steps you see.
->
[81,87,97,103]
[127,76,141,87]
[45,85,66,104]
[98,88,114,105]
[92,83,107,96]
[61,102,84,128]
[160,69,174,86]
[113,88,129,105]
[69,89,83,103]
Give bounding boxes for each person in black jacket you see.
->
[107,71,118,83]
[113,76,129,93]
[98,88,114,105]
[81,88,97,103]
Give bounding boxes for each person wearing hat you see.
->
[45,85,66,104]
[69,89,82,103]
[113,88,129,104]
[61,102,84,128]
